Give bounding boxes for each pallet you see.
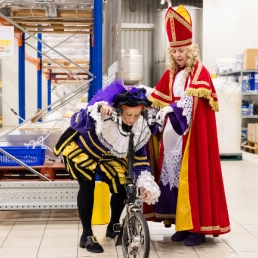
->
[243,142,258,154]
[220,153,243,161]
[0,160,69,181]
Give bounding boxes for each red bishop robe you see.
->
[145,62,231,235]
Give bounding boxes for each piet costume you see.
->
[54,80,160,205]
[144,5,230,236]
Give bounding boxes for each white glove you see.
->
[156,105,173,131]
[136,171,161,205]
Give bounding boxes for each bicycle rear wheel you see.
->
[122,211,150,258]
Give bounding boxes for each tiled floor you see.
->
[1,151,258,257]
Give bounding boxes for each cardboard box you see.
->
[247,123,258,143]
[243,49,258,70]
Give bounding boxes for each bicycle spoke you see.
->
[122,212,150,258]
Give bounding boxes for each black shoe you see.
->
[79,235,104,253]
[171,231,189,242]
[106,228,119,238]
[184,233,205,246]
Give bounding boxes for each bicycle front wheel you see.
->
[122,211,150,258]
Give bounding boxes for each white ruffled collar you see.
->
[89,101,151,158]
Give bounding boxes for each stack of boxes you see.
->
[247,123,258,143]
[242,49,258,152]
[243,49,258,70]
[244,123,258,154]
[242,49,258,92]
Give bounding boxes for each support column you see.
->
[47,69,52,111]
[37,32,42,120]
[88,0,103,101]
[18,33,25,124]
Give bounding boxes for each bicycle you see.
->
[109,110,151,258]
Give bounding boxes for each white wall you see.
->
[203,0,258,73]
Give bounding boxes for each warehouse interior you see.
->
[1,0,258,257]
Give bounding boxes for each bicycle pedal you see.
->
[115,229,123,246]
[113,223,122,232]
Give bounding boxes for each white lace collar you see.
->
[89,101,151,158]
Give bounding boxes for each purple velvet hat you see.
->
[113,87,152,108]
[88,80,152,108]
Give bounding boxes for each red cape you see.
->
[145,63,230,235]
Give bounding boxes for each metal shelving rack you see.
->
[218,69,258,144]
[0,0,106,209]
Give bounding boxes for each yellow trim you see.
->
[187,63,219,112]
[111,178,118,193]
[169,40,192,47]
[80,159,96,170]
[75,113,80,123]
[119,158,128,168]
[87,130,106,153]
[149,96,168,110]
[71,153,88,163]
[134,161,150,167]
[79,135,101,160]
[144,212,176,221]
[151,89,172,102]
[191,64,209,87]
[144,213,156,219]
[200,225,230,233]
[70,150,87,162]
[104,160,127,184]
[176,5,191,25]
[61,141,96,180]
[103,163,118,177]
[104,160,126,180]
[53,130,78,156]
[99,164,113,180]
[75,163,92,180]
[99,164,118,193]
[175,125,193,231]
[151,74,173,105]
[147,134,161,177]
[67,162,77,180]
[61,142,82,159]
[67,149,83,159]
[134,156,148,161]
[186,88,219,111]
[155,213,176,219]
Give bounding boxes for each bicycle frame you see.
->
[124,131,142,206]
[113,112,150,258]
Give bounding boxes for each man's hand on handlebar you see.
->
[99,104,113,116]
[141,188,151,202]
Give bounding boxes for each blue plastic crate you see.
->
[0,146,46,166]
